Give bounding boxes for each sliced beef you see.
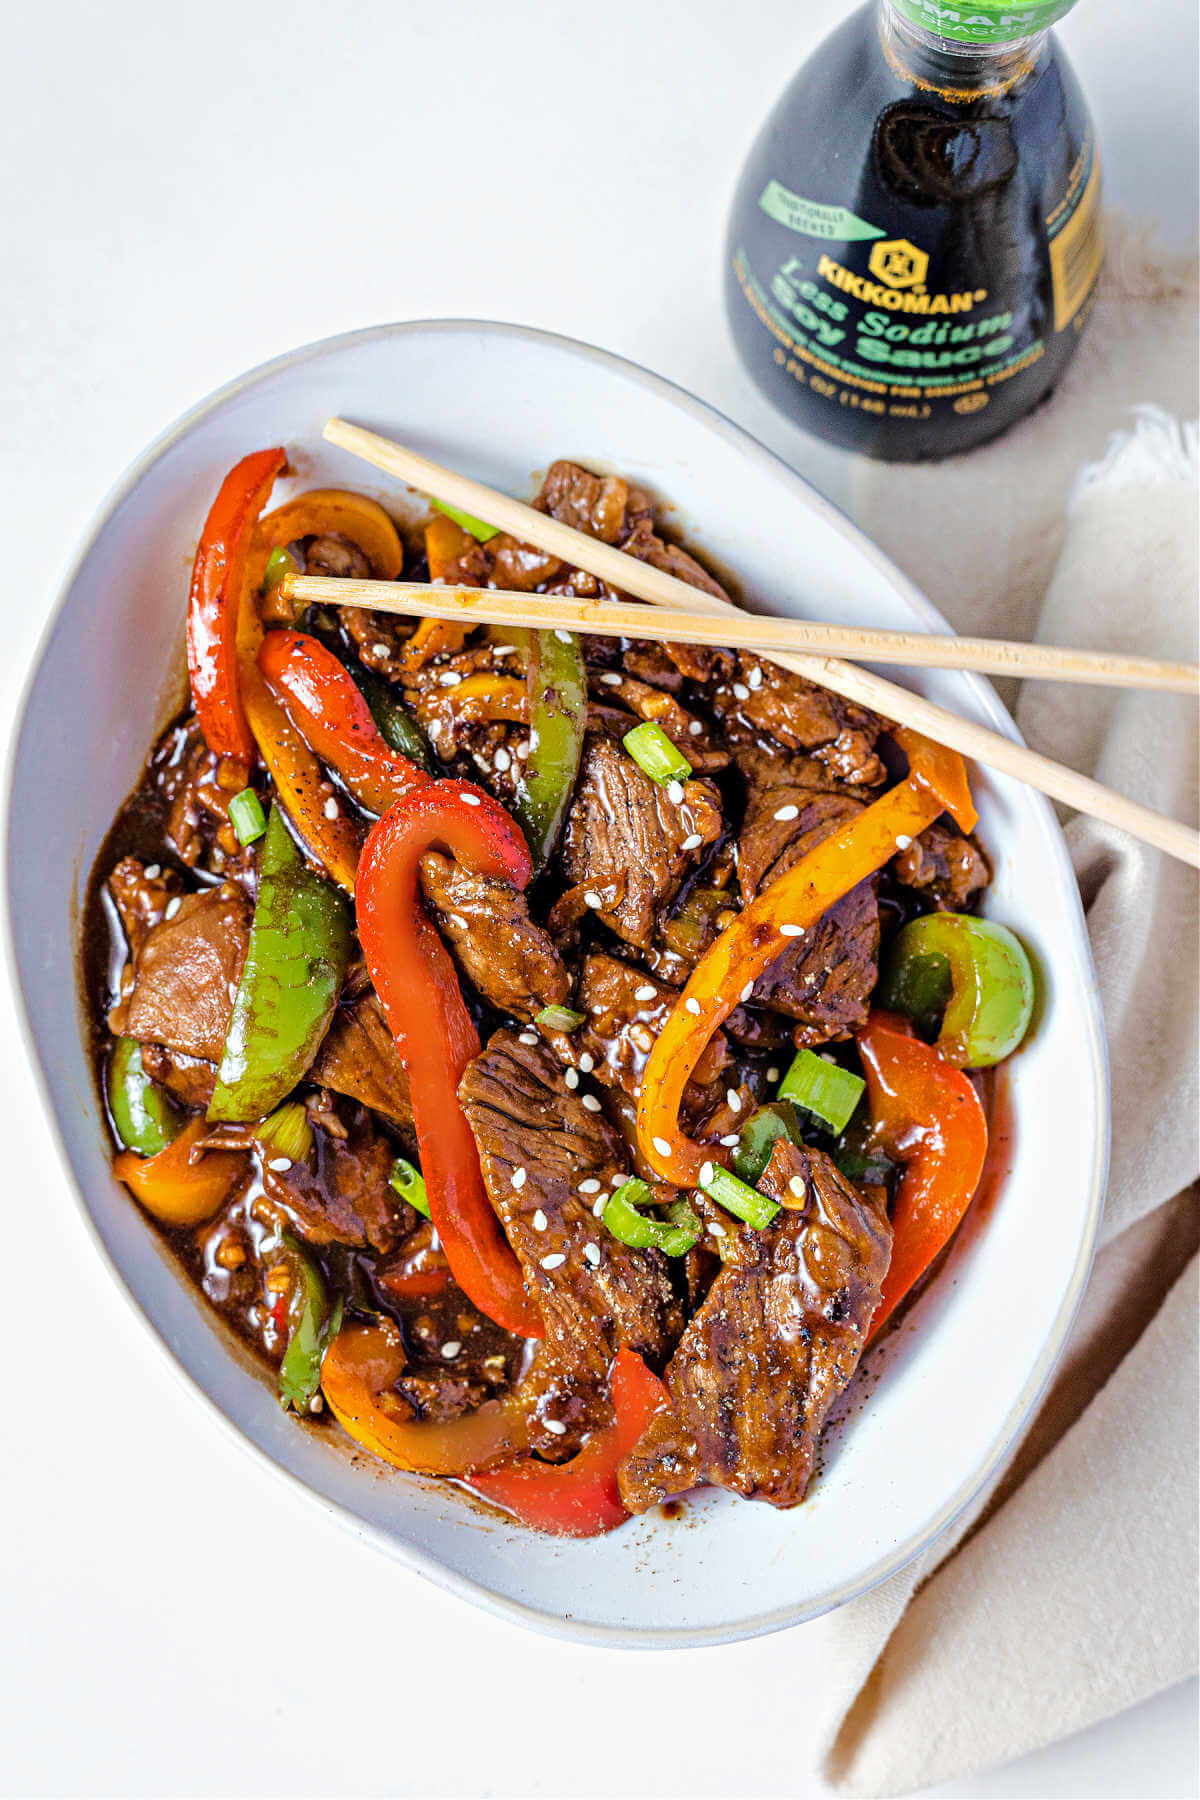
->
[125,884,251,1062]
[140,1043,217,1110]
[457,1030,679,1384]
[310,990,414,1134]
[535,461,630,543]
[154,719,258,879]
[893,820,991,912]
[618,1143,891,1512]
[304,533,372,579]
[107,857,182,962]
[263,1104,409,1253]
[556,736,721,949]
[419,851,569,1021]
[586,670,729,773]
[753,881,880,1047]
[712,657,886,789]
[738,787,864,900]
[548,953,728,1098]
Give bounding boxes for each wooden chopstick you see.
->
[320,417,1200,869]
[283,574,1199,694]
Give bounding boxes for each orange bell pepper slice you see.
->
[636,730,976,1186]
[245,489,403,597]
[241,661,365,896]
[321,1321,529,1474]
[468,1347,672,1537]
[857,1011,988,1341]
[113,1116,247,1228]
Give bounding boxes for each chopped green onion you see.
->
[263,545,301,591]
[622,722,692,788]
[732,1102,802,1185]
[778,1049,865,1136]
[432,498,500,543]
[256,1102,314,1164]
[389,1155,431,1218]
[535,1004,587,1033]
[602,1179,700,1256]
[698,1161,780,1230]
[229,788,268,846]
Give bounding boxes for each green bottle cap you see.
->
[891,0,1078,44]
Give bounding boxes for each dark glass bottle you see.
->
[724,0,1103,460]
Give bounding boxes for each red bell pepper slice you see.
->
[637,729,977,1187]
[186,447,287,761]
[857,1011,989,1341]
[258,630,429,817]
[357,781,543,1338]
[468,1347,672,1537]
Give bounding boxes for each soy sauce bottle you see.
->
[725,0,1103,460]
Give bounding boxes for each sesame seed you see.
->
[732,682,750,701]
[593,1196,607,1218]
[682,832,702,850]
[441,1341,462,1359]
[494,748,511,772]
[323,798,339,820]
[565,1068,579,1090]
[583,889,603,908]
[582,1094,601,1113]
[741,983,753,1002]
[634,984,657,1002]
[515,740,531,759]
[896,834,913,851]
[532,1209,548,1231]
[439,670,462,687]
[688,720,703,736]
[372,642,391,658]
[544,1418,567,1435]
[164,897,181,920]
[492,644,516,657]
[579,1178,601,1194]
[667,780,685,805]
[789,1177,807,1199]
[583,1242,601,1267]
[145,863,161,879]
[267,1156,291,1172]
[652,1137,672,1157]
[461,792,481,806]
[600,671,623,686]
[767,1066,780,1082]
[685,998,701,1016]
[554,628,573,643]
[780,923,804,937]
[451,913,469,930]
[430,1229,440,1250]
[726,1088,743,1112]
[774,803,800,822]
[748,666,763,689]
[518,1030,538,1046]
[700,1160,715,1185]
[511,1166,527,1189]
[707,1220,728,1239]
[540,1252,566,1270]
[720,1133,740,1147]
[529,730,541,751]
[630,1025,654,1052]
[578,1053,595,1073]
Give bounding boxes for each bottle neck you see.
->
[878,0,1048,97]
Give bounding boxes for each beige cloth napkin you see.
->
[808,216,1200,1797]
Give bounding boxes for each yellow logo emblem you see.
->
[867,239,929,289]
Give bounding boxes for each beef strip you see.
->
[107,856,183,962]
[310,989,415,1135]
[155,720,258,880]
[893,820,991,911]
[618,1142,891,1512]
[305,533,372,579]
[711,657,886,789]
[556,735,722,950]
[125,884,251,1062]
[457,1030,679,1384]
[262,1104,410,1253]
[419,851,569,1021]
[547,952,728,1098]
[586,670,729,773]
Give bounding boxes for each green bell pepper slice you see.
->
[732,1101,803,1184]
[209,806,351,1121]
[272,1233,344,1413]
[107,1036,184,1157]
[879,912,1034,1068]
[511,627,587,869]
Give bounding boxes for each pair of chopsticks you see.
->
[282,418,1200,868]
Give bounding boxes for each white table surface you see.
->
[2,2,1196,1795]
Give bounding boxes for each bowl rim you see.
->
[3,316,1109,1648]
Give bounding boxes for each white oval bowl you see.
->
[6,320,1107,1646]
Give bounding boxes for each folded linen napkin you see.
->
[808,219,1199,1796]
